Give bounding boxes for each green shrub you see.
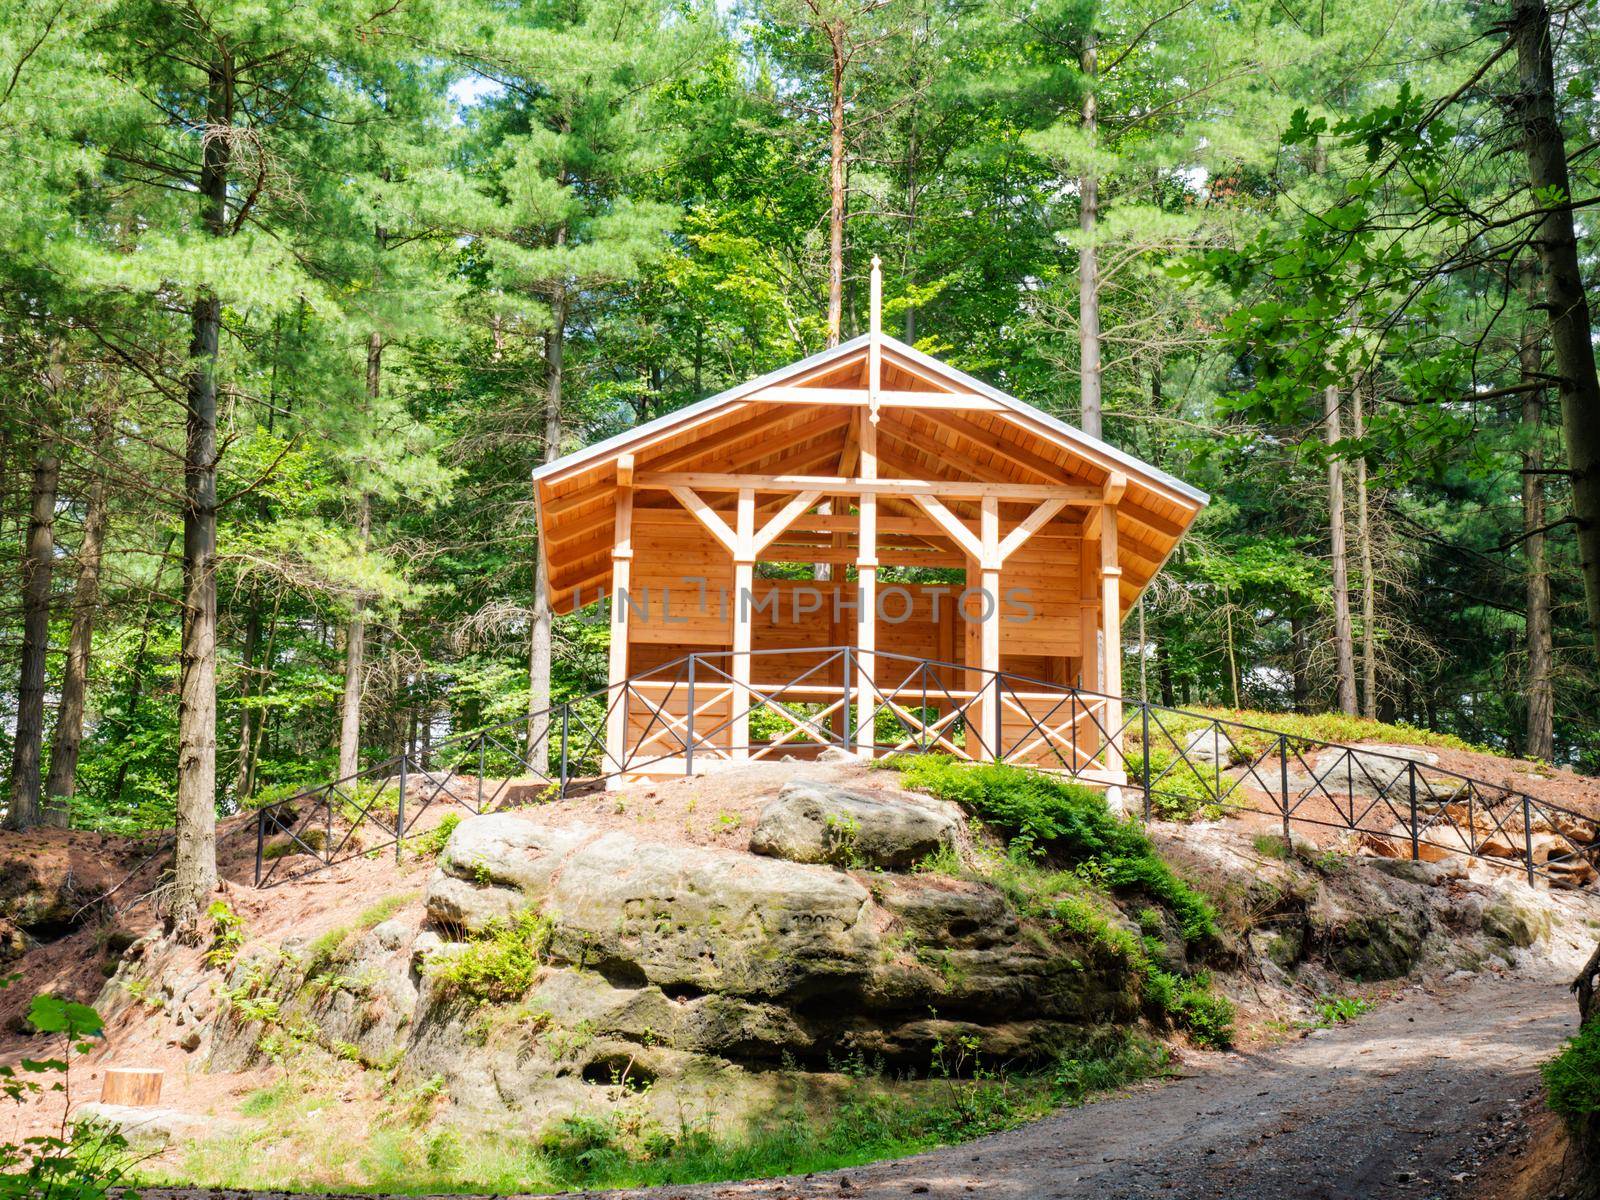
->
[890,757,1217,942]
[1145,969,1235,1048]
[1124,745,1226,822]
[1051,1028,1170,1105]
[204,900,246,969]
[426,911,552,1004]
[405,812,461,858]
[1312,994,1372,1026]
[1544,1021,1600,1121]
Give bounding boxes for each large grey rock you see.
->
[427,815,590,932]
[1309,745,1440,799]
[749,778,960,869]
[1180,727,1237,768]
[542,829,876,999]
[424,816,878,998]
[74,1103,218,1146]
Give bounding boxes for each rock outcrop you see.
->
[748,778,961,869]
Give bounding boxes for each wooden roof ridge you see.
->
[530,333,1210,510]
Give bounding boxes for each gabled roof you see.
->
[533,334,1208,613]
[532,332,1208,506]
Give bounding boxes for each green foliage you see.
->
[424,911,553,1005]
[1143,969,1235,1049]
[888,757,1232,1047]
[204,901,247,969]
[0,981,133,1200]
[1311,995,1373,1027]
[404,813,461,858]
[1542,1021,1600,1122]
[891,757,1217,942]
[1051,1029,1171,1106]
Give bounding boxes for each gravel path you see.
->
[139,972,1574,1200]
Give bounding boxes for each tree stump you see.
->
[99,1067,163,1106]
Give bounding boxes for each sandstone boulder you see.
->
[427,815,590,933]
[541,830,877,998]
[1309,745,1441,800]
[749,778,960,868]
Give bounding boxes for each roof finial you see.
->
[868,255,882,424]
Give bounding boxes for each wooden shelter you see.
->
[533,263,1208,784]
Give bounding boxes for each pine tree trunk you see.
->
[5,416,61,832]
[528,275,566,772]
[1325,383,1357,714]
[172,60,230,939]
[338,331,380,781]
[1077,28,1102,440]
[1511,0,1600,662]
[338,492,371,780]
[1290,610,1310,714]
[42,444,111,826]
[826,26,846,348]
[1352,383,1378,719]
[1521,295,1555,760]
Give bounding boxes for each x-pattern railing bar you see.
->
[253,646,1597,891]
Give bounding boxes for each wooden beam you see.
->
[910,408,1075,484]
[978,496,1002,759]
[997,497,1069,562]
[911,494,984,562]
[1103,469,1128,506]
[667,486,739,556]
[751,490,824,557]
[875,422,1026,491]
[748,386,1002,411]
[637,471,1099,502]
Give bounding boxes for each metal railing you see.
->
[251,646,1599,890]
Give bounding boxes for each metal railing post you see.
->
[685,654,696,776]
[477,737,485,813]
[325,789,333,864]
[396,757,406,863]
[1408,760,1419,862]
[1523,795,1535,886]
[559,705,570,797]
[1140,704,1152,822]
[1278,733,1291,845]
[992,672,1003,763]
[254,809,265,886]
[843,646,855,749]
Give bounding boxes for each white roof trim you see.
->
[531,332,1209,507]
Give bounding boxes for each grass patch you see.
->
[357,892,419,931]
[1180,707,1489,757]
[1252,833,1291,859]
[1124,745,1226,823]
[1310,994,1373,1027]
[143,1030,1168,1194]
[404,813,461,858]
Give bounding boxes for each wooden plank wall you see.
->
[621,504,1083,688]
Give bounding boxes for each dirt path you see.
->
[136,971,1574,1200]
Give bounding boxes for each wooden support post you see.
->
[732,487,755,760]
[855,413,878,756]
[1100,502,1125,778]
[979,496,1002,760]
[605,457,634,779]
